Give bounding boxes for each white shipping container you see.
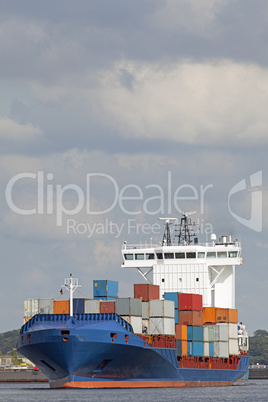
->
[142,302,149,319]
[148,317,175,335]
[142,318,149,334]
[214,341,229,358]
[229,338,240,355]
[228,323,238,339]
[39,299,54,314]
[84,300,100,313]
[121,316,143,334]
[203,342,210,357]
[149,300,175,318]
[203,326,214,342]
[214,323,229,342]
[24,299,39,318]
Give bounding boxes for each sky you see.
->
[0,0,267,335]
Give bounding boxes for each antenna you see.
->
[175,212,196,245]
[158,218,177,246]
[61,273,81,317]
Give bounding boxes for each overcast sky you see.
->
[0,0,267,335]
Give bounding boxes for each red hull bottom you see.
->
[53,380,233,389]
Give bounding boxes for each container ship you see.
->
[17,214,250,388]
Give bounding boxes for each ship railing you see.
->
[122,243,160,250]
[122,241,241,250]
[20,313,133,335]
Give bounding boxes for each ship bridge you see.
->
[121,215,242,309]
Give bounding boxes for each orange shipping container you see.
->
[203,307,216,324]
[215,308,238,323]
[54,300,69,314]
[215,308,229,323]
[228,308,238,323]
[203,307,238,324]
[179,310,203,326]
[175,324,187,340]
[181,340,187,356]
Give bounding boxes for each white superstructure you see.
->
[121,214,242,309]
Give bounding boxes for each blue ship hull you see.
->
[17,314,250,388]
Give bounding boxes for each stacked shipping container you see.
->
[116,298,143,334]
[163,292,239,359]
[203,326,214,357]
[203,306,239,358]
[148,300,175,335]
[23,281,239,361]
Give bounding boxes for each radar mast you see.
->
[175,212,196,245]
[158,218,177,246]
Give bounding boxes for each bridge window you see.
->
[135,254,144,260]
[207,252,216,258]
[164,253,174,259]
[145,253,155,260]
[156,253,163,259]
[217,252,227,258]
[124,254,133,260]
[197,252,205,258]
[186,252,196,259]
[175,252,185,259]
[228,251,238,257]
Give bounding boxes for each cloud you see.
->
[0,116,42,141]
[150,0,227,35]
[92,59,268,146]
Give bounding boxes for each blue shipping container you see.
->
[193,326,203,341]
[176,340,182,356]
[187,341,193,356]
[164,292,179,309]
[209,342,214,357]
[187,326,193,341]
[73,298,84,314]
[94,296,116,301]
[93,280,118,297]
[193,341,203,356]
[175,309,179,324]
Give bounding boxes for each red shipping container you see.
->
[179,310,203,326]
[100,301,115,314]
[178,293,203,311]
[134,284,159,301]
